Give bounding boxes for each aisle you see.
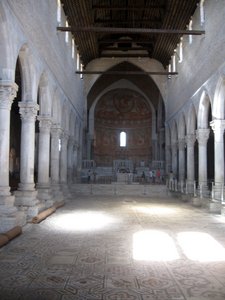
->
[1,195,225,300]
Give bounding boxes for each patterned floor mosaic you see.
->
[1,195,225,299]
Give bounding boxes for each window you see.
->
[120,131,126,147]
[76,52,80,71]
[80,64,83,79]
[57,0,61,24]
[200,0,205,26]
[72,39,75,58]
[188,19,193,44]
[65,20,69,43]
[178,38,183,63]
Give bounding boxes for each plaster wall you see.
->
[2,0,84,121]
[167,0,225,120]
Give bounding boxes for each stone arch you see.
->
[85,59,167,101]
[52,88,62,125]
[37,72,52,116]
[0,2,14,80]
[187,104,197,134]
[213,76,225,120]
[198,90,212,129]
[16,44,38,102]
[171,120,178,143]
[69,110,76,137]
[88,79,156,138]
[61,100,70,132]
[178,113,186,139]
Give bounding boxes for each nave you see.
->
[1,194,225,300]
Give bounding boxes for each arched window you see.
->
[120,131,126,147]
[57,0,62,24]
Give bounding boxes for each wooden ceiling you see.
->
[60,0,201,68]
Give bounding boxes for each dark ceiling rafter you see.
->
[57,26,205,36]
[76,70,178,75]
[60,0,201,67]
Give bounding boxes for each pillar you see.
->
[210,120,225,199]
[60,131,71,198]
[0,82,25,231]
[178,138,186,191]
[185,134,196,193]
[171,142,178,178]
[196,128,210,188]
[14,101,40,218]
[36,116,53,207]
[67,137,75,184]
[50,125,63,202]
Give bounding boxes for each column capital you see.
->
[38,115,52,132]
[19,101,39,122]
[51,124,62,138]
[196,128,210,146]
[210,119,225,132]
[178,138,186,151]
[0,82,18,109]
[61,131,69,143]
[171,142,178,151]
[185,134,196,147]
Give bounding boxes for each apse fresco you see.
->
[94,89,152,166]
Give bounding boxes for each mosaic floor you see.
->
[1,195,225,300]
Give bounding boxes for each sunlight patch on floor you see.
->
[51,211,116,232]
[133,230,179,261]
[177,232,225,262]
[133,206,176,215]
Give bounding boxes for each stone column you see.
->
[14,101,40,218]
[171,142,178,178]
[196,128,210,189]
[178,138,186,192]
[67,137,75,185]
[210,120,225,199]
[0,82,25,232]
[36,116,53,207]
[50,126,63,203]
[185,134,196,193]
[60,132,71,198]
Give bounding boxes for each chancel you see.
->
[1,0,225,299]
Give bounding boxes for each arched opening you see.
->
[93,88,152,168]
[120,131,126,147]
[9,58,22,191]
[207,106,214,185]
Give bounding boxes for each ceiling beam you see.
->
[76,70,177,75]
[100,53,150,58]
[92,5,165,11]
[57,26,205,35]
[94,19,162,25]
[100,47,151,51]
[98,39,154,45]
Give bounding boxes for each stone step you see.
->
[70,184,169,197]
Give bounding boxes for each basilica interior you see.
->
[1,0,225,299]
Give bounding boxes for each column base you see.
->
[61,183,72,200]
[0,194,26,233]
[51,183,64,203]
[14,189,40,219]
[192,197,202,207]
[37,185,54,208]
[208,201,221,214]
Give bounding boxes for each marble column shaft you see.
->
[185,134,196,183]
[196,128,210,186]
[67,137,75,184]
[50,126,61,184]
[37,116,52,186]
[178,138,186,182]
[171,142,178,178]
[210,120,225,185]
[60,132,69,184]
[18,101,39,190]
[0,82,17,198]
